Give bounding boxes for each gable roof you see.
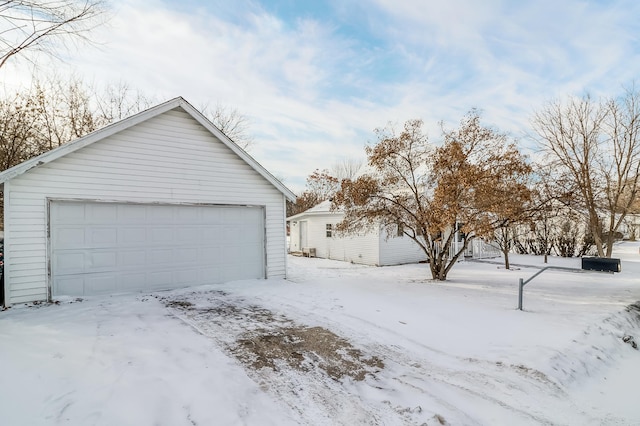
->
[287,200,342,221]
[0,96,296,201]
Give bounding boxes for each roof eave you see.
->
[0,97,186,184]
[287,209,342,222]
[177,99,297,202]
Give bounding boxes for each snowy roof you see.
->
[287,200,342,221]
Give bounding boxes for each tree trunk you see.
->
[503,249,510,269]
[429,258,448,280]
[605,234,614,257]
[588,209,605,257]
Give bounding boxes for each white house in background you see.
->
[621,213,640,240]
[287,200,427,266]
[0,97,296,307]
[287,201,501,266]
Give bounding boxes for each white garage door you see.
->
[50,201,265,297]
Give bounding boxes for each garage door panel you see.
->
[88,204,117,223]
[224,225,239,240]
[148,206,174,222]
[89,251,118,270]
[121,272,146,291]
[55,252,85,275]
[200,246,222,264]
[175,248,198,264]
[55,227,86,248]
[150,227,173,243]
[150,248,172,264]
[119,227,146,245]
[222,263,255,282]
[177,207,199,221]
[243,208,262,222]
[89,228,118,246]
[119,205,147,223]
[54,204,85,224]
[244,228,263,244]
[57,276,84,295]
[177,228,200,243]
[149,270,173,288]
[200,208,221,221]
[86,275,117,294]
[51,202,264,297]
[222,245,242,262]
[176,268,198,283]
[199,267,221,283]
[201,226,223,241]
[119,250,146,268]
[247,261,264,277]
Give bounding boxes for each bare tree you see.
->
[201,102,254,151]
[0,0,107,69]
[521,176,562,262]
[286,160,363,218]
[0,74,153,171]
[94,80,153,123]
[30,75,97,151]
[331,157,363,181]
[287,169,339,217]
[333,112,532,280]
[493,225,518,269]
[603,88,640,245]
[0,89,40,170]
[532,88,640,257]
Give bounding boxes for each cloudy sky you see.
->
[2,0,640,192]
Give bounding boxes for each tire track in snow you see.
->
[161,289,594,425]
[265,292,594,425]
[160,291,427,425]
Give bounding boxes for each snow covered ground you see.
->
[1,242,639,425]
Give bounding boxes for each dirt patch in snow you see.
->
[155,289,586,425]
[159,292,384,382]
[234,325,384,381]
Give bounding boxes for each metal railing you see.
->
[517,266,583,311]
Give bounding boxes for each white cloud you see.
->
[2,0,640,195]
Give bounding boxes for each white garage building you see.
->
[0,97,296,306]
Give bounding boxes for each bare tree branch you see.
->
[532,89,640,257]
[0,0,107,69]
[200,102,254,151]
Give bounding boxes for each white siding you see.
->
[325,218,380,266]
[289,213,426,266]
[378,231,427,266]
[4,108,287,305]
[290,214,380,266]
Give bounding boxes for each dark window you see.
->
[326,223,332,238]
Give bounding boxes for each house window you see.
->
[326,223,333,238]
[397,222,404,237]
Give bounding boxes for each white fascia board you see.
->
[177,99,297,202]
[287,210,344,222]
[0,97,185,185]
